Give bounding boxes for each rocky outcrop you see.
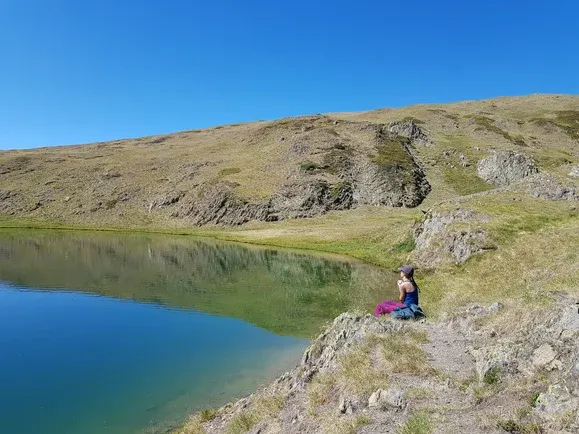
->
[412,208,494,267]
[169,125,431,226]
[268,180,353,221]
[388,119,430,146]
[534,384,579,426]
[0,190,21,214]
[173,183,271,225]
[349,157,431,208]
[188,297,579,434]
[198,313,406,433]
[297,313,405,385]
[148,192,184,212]
[477,151,539,186]
[570,166,579,178]
[511,173,579,201]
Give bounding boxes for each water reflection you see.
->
[0,230,396,336]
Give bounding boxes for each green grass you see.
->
[224,411,259,434]
[483,367,501,385]
[338,341,388,395]
[104,199,118,210]
[300,161,320,171]
[333,414,373,434]
[371,333,437,376]
[531,148,575,168]
[218,167,242,177]
[496,419,544,433]
[391,235,416,253]
[370,135,414,170]
[531,110,579,140]
[472,115,527,146]
[555,110,579,139]
[330,181,349,198]
[402,116,425,125]
[307,330,436,418]
[307,373,337,414]
[198,409,217,422]
[400,411,432,434]
[529,392,540,408]
[442,166,493,196]
[222,393,285,434]
[322,147,353,174]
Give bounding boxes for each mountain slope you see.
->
[1,94,577,230]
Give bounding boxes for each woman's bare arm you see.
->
[398,281,413,303]
[398,282,406,303]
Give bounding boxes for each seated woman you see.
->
[397,265,419,307]
[374,265,419,316]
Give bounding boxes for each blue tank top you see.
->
[404,286,419,306]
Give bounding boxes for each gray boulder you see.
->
[477,151,539,186]
[388,120,430,146]
[514,173,579,201]
[412,209,493,267]
[368,388,405,410]
[534,384,579,424]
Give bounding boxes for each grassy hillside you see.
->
[1,94,575,225]
[1,94,578,314]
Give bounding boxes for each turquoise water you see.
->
[0,230,396,433]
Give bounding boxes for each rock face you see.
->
[173,183,271,225]
[532,344,558,368]
[534,384,579,423]
[412,208,493,267]
[570,165,579,178]
[171,124,431,225]
[513,173,579,201]
[298,313,404,384]
[269,180,353,220]
[477,151,539,186]
[388,119,430,146]
[0,190,21,214]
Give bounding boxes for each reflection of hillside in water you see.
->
[0,231,396,336]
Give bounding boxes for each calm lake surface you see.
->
[0,230,396,434]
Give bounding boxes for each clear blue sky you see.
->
[1,0,577,149]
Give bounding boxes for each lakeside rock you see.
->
[182,297,579,434]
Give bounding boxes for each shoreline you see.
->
[0,218,403,269]
[177,299,579,434]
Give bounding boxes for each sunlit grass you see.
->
[400,411,432,434]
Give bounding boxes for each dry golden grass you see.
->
[318,413,372,434]
[419,220,579,317]
[305,328,436,420]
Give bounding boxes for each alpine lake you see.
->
[0,230,397,433]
